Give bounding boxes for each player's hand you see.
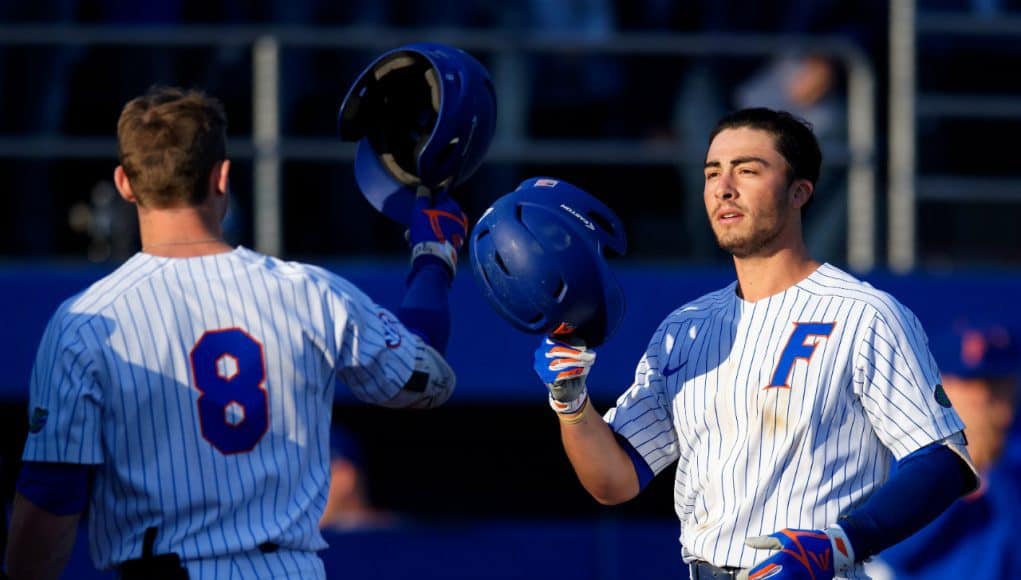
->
[534,334,595,415]
[408,186,468,275]
[737,527,854,580]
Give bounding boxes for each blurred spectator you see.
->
[520,0,625,138]
[867,321,1021,579]
[320,424,398,532]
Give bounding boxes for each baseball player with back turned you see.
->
[5,85,467,579]
[535,108,979,579]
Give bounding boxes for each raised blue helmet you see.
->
[338,42,497,224]
[469,178,627,347]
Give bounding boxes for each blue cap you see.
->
[931,322,1020,379]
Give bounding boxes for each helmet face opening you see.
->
[338,43,497,225]
[345,52,439,186]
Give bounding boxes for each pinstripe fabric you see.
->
[184,548,324,580]
[605,264,964,577]
[23,247,418,574]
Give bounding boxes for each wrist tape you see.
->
[412,240,457,274]
[548,388,589,416]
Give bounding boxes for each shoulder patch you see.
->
[933,384,953,408]
[28,407,49,433]
[377,311,402,349]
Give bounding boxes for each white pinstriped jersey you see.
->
[23,247,441,575]
[605,263,965,577]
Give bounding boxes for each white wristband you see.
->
[411,240,457,275]
[826,524,856,577]
[548,389,588,415]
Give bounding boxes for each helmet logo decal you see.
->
[559,204,595,230]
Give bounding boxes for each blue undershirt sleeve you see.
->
[613,432,655,491]
[837,442,978,560]
[398,256,453,355]
[16,461,94,516]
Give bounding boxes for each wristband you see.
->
[826,524,856,576]
[549,389,589,419]
[412,240,457,274]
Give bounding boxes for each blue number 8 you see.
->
[190,328,269,454]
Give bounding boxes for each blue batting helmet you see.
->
[469,178,627,347]
[338,42,497,225]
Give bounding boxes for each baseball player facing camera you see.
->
[534,109,979,579]
[6,83,469,579]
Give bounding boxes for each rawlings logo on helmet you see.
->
[559,204,596,231]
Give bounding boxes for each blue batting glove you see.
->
[533,335,595,414]
[408,187,468,275]
[737,527,854,580]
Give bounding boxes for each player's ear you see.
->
[210,160,230,197]
[790,179,814,210]
[113,165,138,204]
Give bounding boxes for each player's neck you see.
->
[732,243,820,303]
[138,206,232,258]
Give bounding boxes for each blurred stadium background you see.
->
[2,0,1021,578]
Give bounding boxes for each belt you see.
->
[688,560,745,580]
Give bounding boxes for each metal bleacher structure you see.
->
[0,0,1018,272]
[1,19,879,265]
[889,0,1021,271]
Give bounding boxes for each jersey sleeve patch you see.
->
[377,310,403,349]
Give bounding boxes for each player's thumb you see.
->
[744,535,783,550]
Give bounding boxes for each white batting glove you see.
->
[533,335,595,415]
[738,525,855,580]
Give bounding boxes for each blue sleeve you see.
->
[613,432,655,491]
[837,442,978,559]
[16,461,94,515]
[398,256,452,355]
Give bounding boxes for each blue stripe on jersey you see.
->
[232,262,273,543]
[193,256,259,554]
[168,263,219,557]
[62,355,94,460]
[152,274,203,556]
[78,322,119,560]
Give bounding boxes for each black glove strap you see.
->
[119,526,189,580]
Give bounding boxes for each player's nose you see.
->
[711,173,737,200]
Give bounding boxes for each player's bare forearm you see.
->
[6,493,81,580]
[559,405,640,505]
